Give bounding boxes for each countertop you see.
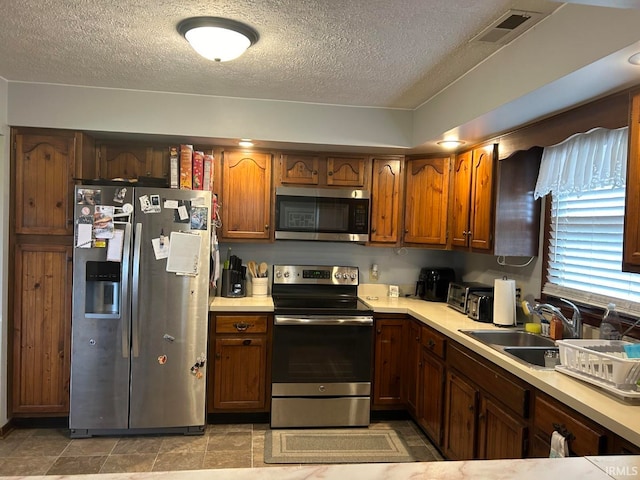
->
[209,293,640,447]
[6,456,639,480]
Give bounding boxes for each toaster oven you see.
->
[446,282,493,314]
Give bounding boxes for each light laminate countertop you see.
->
[209,293,640,447]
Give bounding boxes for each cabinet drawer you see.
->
[421,325,446,359]
[533,394,606,456]
[215,315,268,334]
[448,343,529,418]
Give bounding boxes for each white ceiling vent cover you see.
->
[471,9,544,45]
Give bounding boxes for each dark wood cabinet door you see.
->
[373,319,406,406]
[451,151,472,247]
[624,91,640,272]
[12,243,72,414]
[221,150,272,239]
[418,349,446,447]
[326,156,368,186]
[405,320,421,415]
[280,153,319,185]
[403,157,450,245]
[443,371,477,460]
[98,143,170,181]
[370,157,402,244]
[213,337,267,410]
[14,131,76,235]
[469,145,495,251]
[477,396,527,459]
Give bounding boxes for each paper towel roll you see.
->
[493,278,516,326]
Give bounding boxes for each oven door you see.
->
[272,315,373,391]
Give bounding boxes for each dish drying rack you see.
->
[556,339,640,392]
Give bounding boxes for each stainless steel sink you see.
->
[503,346,560,368]
[459,329,558,369]
[461,329,557,347]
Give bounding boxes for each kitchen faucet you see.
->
[524,298,582,338]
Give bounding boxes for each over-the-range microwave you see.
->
[274,186,370,242]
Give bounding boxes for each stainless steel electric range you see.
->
[270,264,374,428]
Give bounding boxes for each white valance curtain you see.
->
[534,126,628,199]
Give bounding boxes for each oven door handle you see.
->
[274,315,373,326]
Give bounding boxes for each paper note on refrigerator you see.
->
[152,237,170,260]
[165,232,201,275]
[76,223,93,248]
[106,229,124,262]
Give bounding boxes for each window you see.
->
[535,126,640,317]
[544,186,640,317]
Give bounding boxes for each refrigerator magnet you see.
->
[173,200,191,223]
[190,207,208,230]
[113,187,127,204]
[93,205,115,239]
[158,355,167,365]
[77,188,101,205]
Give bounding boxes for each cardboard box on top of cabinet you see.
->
[179,144,193,190]
[192,151,204,190]
[169,146,179,189]
[203,154,214,192]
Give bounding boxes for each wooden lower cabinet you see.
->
[443,371,477,460]
[530,393,607,457]
[208,314,271,412]
[418,348,446,446]
[477,396,527,459]
[12,243,73,414]
[404,320,421,415]
[373,317,406,407]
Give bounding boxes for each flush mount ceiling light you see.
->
[238,139,254,147]
[177,17,259,62]
[628,52,640,65]
[437,140,465,149]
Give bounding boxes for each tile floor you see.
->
[0,420,442,476]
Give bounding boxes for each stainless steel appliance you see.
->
[415,267,455,301]
[274,187,370,242]
[70,183,211,438]
[270,265,374,428]
[446,281,493,314]
[467,292,494,323]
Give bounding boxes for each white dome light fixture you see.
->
[177,17,259,62]
[437,140,465,149]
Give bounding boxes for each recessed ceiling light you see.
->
[177,17,259,62]
[437,140,465,149]
[629,52,640,66]
[238,139,254,147]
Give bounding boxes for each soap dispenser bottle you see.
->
[600,303,622,340]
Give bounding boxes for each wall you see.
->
[215,241,463,297]
[0,76,9,428]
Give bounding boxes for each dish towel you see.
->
[549,431,569,458]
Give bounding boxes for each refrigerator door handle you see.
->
[132,222,143,358]
[120,222,132,358]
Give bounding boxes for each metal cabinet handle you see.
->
[233,322,252,332]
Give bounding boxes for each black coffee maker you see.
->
[415,268,455,302]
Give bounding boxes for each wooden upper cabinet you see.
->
[326,156,367,187]
[624,91,640,272]
[451,145,496,251]
[221,150,272,240]
[370,157,402,244]
[403,157,450,246]
[13,129,84,236]
[279,153,319,185]
[97,142,170,181]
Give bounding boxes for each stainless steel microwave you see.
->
[275,186,370,242]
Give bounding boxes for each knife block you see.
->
[221,269,246,297]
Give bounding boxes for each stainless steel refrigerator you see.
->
[69,184,211,438]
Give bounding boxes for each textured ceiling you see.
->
[0,0,563,109]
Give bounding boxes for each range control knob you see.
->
[350,272,357,279]
[275,270,282,278]
[283,271,290,278]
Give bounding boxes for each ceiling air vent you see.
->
[471,9,544,45]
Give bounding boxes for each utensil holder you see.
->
[252,277,268,297]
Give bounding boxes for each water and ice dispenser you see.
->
[85,261,121,316]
